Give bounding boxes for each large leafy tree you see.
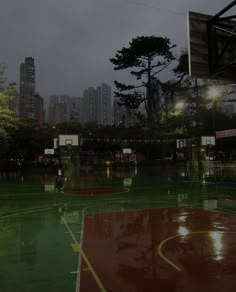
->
[110,36,176,122]
[0,64,20,156]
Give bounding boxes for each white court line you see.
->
[158,230,236,272]
[0,206,53,219]
[0,192,51,197]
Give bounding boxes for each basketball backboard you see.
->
[201,136,215,146]
[187,5,236,82]
[58,135,79,146]
[123,148,132,154]
[44,148,55,155]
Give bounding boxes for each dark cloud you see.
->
[0,0,234,99]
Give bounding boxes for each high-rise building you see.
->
[49,95,59,107]
[82,83,112,126]
[83,87,98,124]
[97,83,112,126]
[51,103,66,124]
[19,57,44,124]
[48,95,59,124]
[48,95,82,125]
[35,93,44,125]
[19,57,36,119]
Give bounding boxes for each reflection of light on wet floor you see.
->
[178,226,190,237]
[212,221,230,231]
[106,167,110,178]
[178,215,187,222]
[123,178,132,187]
[202,174,206,184]
[180,171,186,177]
[44,183,55,192]
[209,231,223,261]
[174,211,189,222]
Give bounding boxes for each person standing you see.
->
[55,166,64,191]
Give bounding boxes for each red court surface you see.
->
[79,206,236,292]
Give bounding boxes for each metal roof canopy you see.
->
[188,0,236,82]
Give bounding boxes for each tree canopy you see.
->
[0,65,20,156]
[110,36,176,121]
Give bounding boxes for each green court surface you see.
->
[1,165,236,292]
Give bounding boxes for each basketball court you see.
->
[1,164,236,292]
[1,1,236,292]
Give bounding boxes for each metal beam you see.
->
[209,0,236,23]
[214,24,236,70]
[207,1,236,77]
[217,14,236,21]
[214,60,236,74]
[211,24,236,36]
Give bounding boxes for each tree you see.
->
[150,51,194,136]
[0,64,20,156]
[170,51,236,137]
[110,36,176,122]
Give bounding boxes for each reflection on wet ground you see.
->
[0,166,236,291]
[81,207,236,292]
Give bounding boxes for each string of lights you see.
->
[82,138,177,143]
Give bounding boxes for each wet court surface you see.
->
[1,166,236,291]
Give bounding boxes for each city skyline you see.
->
[48,83,113,126]
[46,83,142,127]
[1,0,234,100]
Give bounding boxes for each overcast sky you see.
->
[0,0,235,100]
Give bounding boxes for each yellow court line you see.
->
[61,216,107,292]
[157,230,236,272]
